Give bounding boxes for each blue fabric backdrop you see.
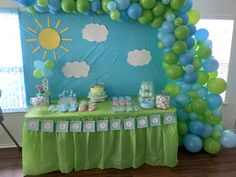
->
[18,12,168,104]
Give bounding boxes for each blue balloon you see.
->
[14,0,35,7]
[182,72,198,84]
[185,37,195,49]
[115,0,130,10]
[119,10,129,21]
[34,4,49,12]
[176,93,190,107]
[183,134,203,153]
[179,82,192,93]
[162,34,176,47]
[197,87,208,97]
[203,58,219,72]
[200,123,213,138]
[166,13,175,22]
[161,21,175,33]
[107,1,117,11]
[206,94,223,109]
[91,0,102,12]
[179,52,193,66]
[195,28,209,41]
[179,14,189,25]
[185,64,195,73]
[177,109,188,121]
[205,40,213,48]
[192,83,201,91]
[187,24,196,36]
[213,124,224,132]
[212,109,222,117]
[179,0,193,14]
[48,0,61,11]
[189,120,205,135]
[34,60,44,69]
[189,112,198,120]
[220,130,236,148]
[162,0,170,5]
[127,3,142,19]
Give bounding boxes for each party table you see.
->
[22,100,178,175]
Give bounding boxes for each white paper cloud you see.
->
[127,49,152,67]
[82,23,109,42]
[62,61,90,78]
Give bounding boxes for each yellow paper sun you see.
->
[27,17,72,60]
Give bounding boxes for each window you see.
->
[0,8,26,112]
[197,19,234,101]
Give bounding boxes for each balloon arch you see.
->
[14,0,236,153]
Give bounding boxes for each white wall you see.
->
[0,0,236,148]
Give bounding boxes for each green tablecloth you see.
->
[22,100,178,175]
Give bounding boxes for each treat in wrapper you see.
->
[156,92,170,110]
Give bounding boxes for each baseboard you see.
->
[0,142,22,149]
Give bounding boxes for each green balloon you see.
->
[61,0,76,13]
[207,78,227,94]
[197,46,212,59]
[158,41,164,49]
[37,0,48,7]
[174,25,190,40]
[193,57,202,71]
[33,69,43,79]
[110,10,120,20]
[197,71,209,85]
[44,60,55,69]
[170,0,185,10]
[140,0,156,9]
[76,0,90,13]
[208,71,218,79]
[206,115,222,125]
[27,6,37,14]
[184,104,192,113]
[172,41,187,54]
[102,0,110,12]
[138,10,153,24]
[191,98,208,114]
[151,17,164,28]
[187,90,199,100]
[174,17,183,26]
[178,121,188,136]
[203,138,221,154]
[211,131,222,141]
[164,82,180,97]
[162,62,169,70]
[163,51,178,64]
[165,64,184,80]
[204,109,213,117]
[152,2,166,16]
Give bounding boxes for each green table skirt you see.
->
[23,104,178,175]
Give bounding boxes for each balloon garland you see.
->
[14,0,236,153]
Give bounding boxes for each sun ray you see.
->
[32,46,41,54]
[26,38,37,42]
[47,17,50,27]
[60,27,69,34]
[62,38,72,41]
[35,19,42,29]
[55,20,61,29]
[42,50,47,60]
[27,27,37,34]
[60,45,69,52]
[53,51,57,60]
